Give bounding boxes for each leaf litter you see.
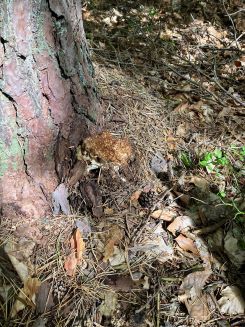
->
[1,0,245,326]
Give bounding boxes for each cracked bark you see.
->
[0,0,101,223]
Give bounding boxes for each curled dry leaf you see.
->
[218,286,245,314]
[4,238,35,283]
[190,176,209,193]
[64,229,85,276]
[175,234,198,255]
[132,224,174,263]
[103,225,124,262]
[11,277,41,317]
[71,229,85,262]
[179,270,211,321]
[151,208,177,222]
[52,183,70,215]
[130,190,142,207]
[150,152,168,174]
[104,207,114,215]
[64,253,77,277]
[167,215,194,236]
[109,246,125,267]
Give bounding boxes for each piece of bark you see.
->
[36,281,54,314]
[68,160,87,186]
[79,181,103,218]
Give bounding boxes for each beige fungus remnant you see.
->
[83,131,132,166]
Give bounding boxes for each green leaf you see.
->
[206,163,215,173]
[214,149,222,159]
[217,156,229,166]
[204,152,213,162]
[218,191,226,198]
[180,152,192,167]
[200,160,207,167]
[240,146,245,157]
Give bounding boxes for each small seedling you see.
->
[180,152,192,168]
[217,190,226,198]
[230,145,245,161]
[199,149,229,174]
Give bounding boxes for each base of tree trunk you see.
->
[0,0,101,225]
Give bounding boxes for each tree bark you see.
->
[0,0,101,220]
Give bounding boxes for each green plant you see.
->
[179,151,192,168]
[217,190,226,198]
[230,145,245,161]
[199,149,229,174]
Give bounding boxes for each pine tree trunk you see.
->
[0,0,101,221]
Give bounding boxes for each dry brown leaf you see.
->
[104,207,114,215]
[80,181,103,218]
[175,234,198,254]
[218,286,245,314]
[131,224,174,263]
[64,253,77,277]
[70,228,85,262]
[103,225,124,262]
[151,209,177,221]
[165,135,177,151]
[130,190,141,207]
[179,270,211,321]
[173,189,190,206]
[190,176,209,193]
[104,240,116,262]
[4,239,35,283]
[11,277,41,317]
[64,229,86,276]
[176,123,189,137]
[184,294,211,321]
[167,216,194,236]
[173,102,189,113]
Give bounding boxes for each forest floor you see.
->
[0,0,245,326]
